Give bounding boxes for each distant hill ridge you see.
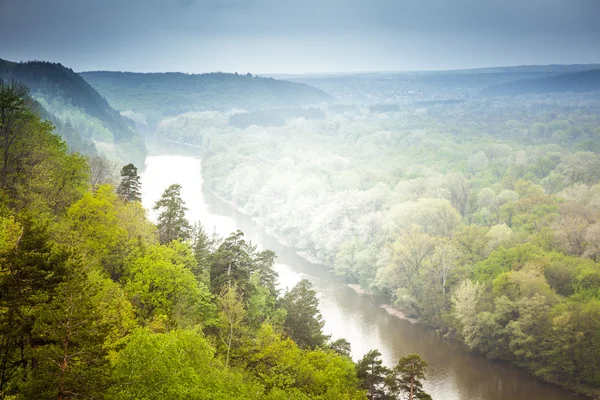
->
[80,70,332,126]
[0,58,147,165]
[481,69,600,96]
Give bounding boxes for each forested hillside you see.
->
[0,80,391,399]
[80,71,332,128]
[0,59,146,165]
[156,86,600,396]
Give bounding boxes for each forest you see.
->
[80,71,332,129]
[3,55,600,398]
[0,79,442,399]
[153,68,600,396]
[0,59,147,167]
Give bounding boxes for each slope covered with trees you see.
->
[0,58,146,165]
[80,71,332,128]
[155,83,600,396]
[0,81,446,400]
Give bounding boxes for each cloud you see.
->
[0,0,598,73]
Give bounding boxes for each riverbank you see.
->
[203,183,600,400]
[142,150,590,400]
[346,284,419,323]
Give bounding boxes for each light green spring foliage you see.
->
[0,83,366,399]
[248,324,364,400]
[125,243,216,330]
[107,329,264,400]
[157,91,600,391]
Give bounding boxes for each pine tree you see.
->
[280,279,330,349]
[356,349,390,400]
[117,163,142,203]
[153,184,191,244]
[386,354,431,400]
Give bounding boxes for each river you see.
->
[140,154,585,400]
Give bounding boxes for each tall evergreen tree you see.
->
[153,184,191,244]
[209,231,253,296]
[280,279,330,349]
[356,349,391,400]
[386,354,431,400]
[117,163,142,203]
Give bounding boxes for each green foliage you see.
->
[0,88,367,400]
[80,71,332,128]
[386,354,431,400]
[154,183,192,244]
[116,163,141,203]
[472,244,544,283]
[0,81,89,216]
[246,324,365,400]
[107,328,263,400]
[61,184,156,280]
[177,78,600,394]
[22,268,132,399]
[126,243,216,329]
[281,279,330,349]
[0,58,147,166]
[356,350,390,400]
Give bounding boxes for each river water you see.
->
[140,154,585,400]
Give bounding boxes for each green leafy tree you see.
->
[246,324,365,399]
[386,354,431,400]
[0,80,88,215]
[153,183,191,244]
[125,243,215,329]
[116,163,141,202]
[107,328,263,400]
[356,349,390,400]
[217,284,248,367]
[62,184,156,281]
[281,279,330,349]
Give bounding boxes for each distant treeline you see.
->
[228,108,326,128]
[481,69,600,97]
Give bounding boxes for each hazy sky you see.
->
[1,0,599,73]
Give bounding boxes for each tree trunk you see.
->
[58,322,71,400]
[409,359,414,400]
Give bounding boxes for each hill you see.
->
[0,58,146,165]
[481,69,600,96]
[80,71,332,127]
[279,64,600,104]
